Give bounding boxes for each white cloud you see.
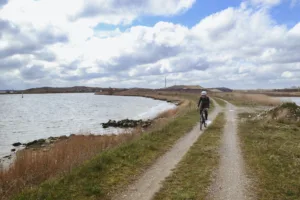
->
[250,0,282,7]
[288,22,300,37]
[281,71,294,78]
[1,0,300,89]
[72,0,195,25]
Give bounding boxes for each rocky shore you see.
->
[101,119,152,129]
[11,135,70,149]
[1,118,153,162]
[1,93,177,165]
[0,135,71,163]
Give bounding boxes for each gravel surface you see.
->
[113,101,221,200]
[208,102,252,200]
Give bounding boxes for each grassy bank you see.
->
[96,89,201,106]
[11,96,212,200]
[239,110,300,199]
[0,92,190,200]
[0,133,142,200]
[214,92,280,107]
[154,113,225,200]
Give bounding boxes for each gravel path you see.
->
[209,102,252,200]
[113,102,221,200]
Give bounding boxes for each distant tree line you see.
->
[0,90,15,94]
[273,88,300,92]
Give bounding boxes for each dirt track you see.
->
[208,102,252,200]
[113,102,221,200]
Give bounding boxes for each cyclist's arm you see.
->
[198,97,202,108]
[208,97,210,108]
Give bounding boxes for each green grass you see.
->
[154,113,225,200]
[213,97,227,107]
[239,113,300,200]
[13,100,215,200]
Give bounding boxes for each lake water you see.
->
[279,97,300,105]
[0,94,176,157]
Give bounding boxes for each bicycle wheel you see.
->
[200,112,204,130]
[200,120,203,130]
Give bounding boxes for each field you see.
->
[214,92,280,106]
[238,105,300,199]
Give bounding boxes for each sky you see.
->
[0,0,300,90]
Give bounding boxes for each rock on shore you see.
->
[9,135,70,151]
[12,142,22,147]
[25,136,69,148]
[102,119,152,129]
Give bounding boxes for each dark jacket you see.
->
[198,96,210,109]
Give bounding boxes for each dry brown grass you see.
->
[155,99,190,119]
[257,91,300,97]
[156,108,178,119]
[0,131,142,200]
[214,92,280,106]
[96,89,185,104]
[12,94,201,200]
[0,91,192,199]
[147,100,192,134]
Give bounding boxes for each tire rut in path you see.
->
[112,102,221,200]
[209,102,251,200]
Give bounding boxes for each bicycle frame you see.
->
[199,103,207,130]
[200,110,206,130]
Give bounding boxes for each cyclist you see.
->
[198,91,210,121]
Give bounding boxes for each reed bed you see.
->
[214,92,280,106]
[0,131,143,200]
[0,92,189,200]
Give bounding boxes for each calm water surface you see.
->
[280,97,300,105]
[0,94,176,157]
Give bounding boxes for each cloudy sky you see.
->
[0,0,300,90]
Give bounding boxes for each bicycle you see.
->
[200,108,208,131]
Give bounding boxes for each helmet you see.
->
[201,91,207,95]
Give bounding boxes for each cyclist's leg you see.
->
[205,109,208,120]
[200,109,204,121]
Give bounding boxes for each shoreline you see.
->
[3,91,195,200]
[0,91,188,200]
[2,92,297,163]
[277,97,300,106]
[0,93,180,169]
[94,92,183,105]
